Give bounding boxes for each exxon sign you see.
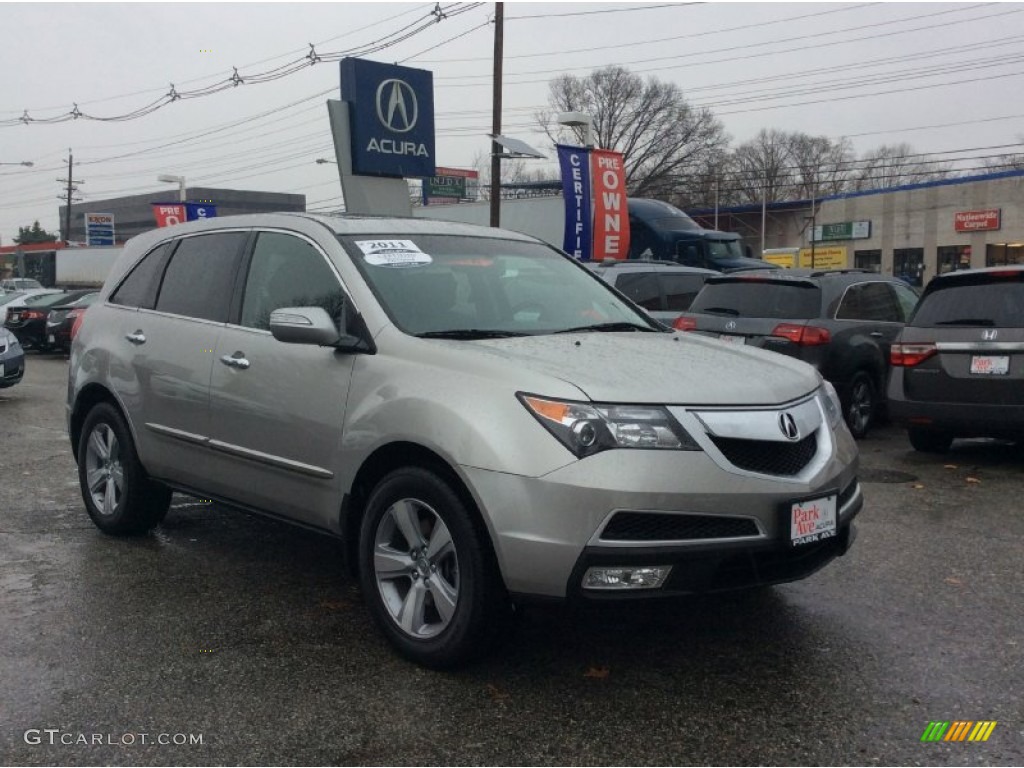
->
[341,58,436,179]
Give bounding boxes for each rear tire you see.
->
[78,403,171,535]
[844,372,877,439]
[908,427,953,454]
[358,467,506,668]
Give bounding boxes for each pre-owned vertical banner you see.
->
[591,149,630,260]
[557,144,592,260]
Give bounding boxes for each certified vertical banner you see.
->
[591,149,630,260]
[557,144,592,260]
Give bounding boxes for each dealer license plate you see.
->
[790,495,837,546]
[47,334,55,343]
[0,364,4,377]
[718,334,745,345]
[970,355,1009,375]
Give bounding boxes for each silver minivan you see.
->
[68,214,861,667]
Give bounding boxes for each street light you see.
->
[557,111,595,148]
[157,174,186,202]
[0,161,33,167]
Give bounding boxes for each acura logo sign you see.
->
[376,79,418,133]
[779,412,800,441]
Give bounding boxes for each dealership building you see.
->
[688,168,1024,287]
[58,187,306,244]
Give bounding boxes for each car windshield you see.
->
[911,277,1024,328]
[339,234,658,337]
[25,292,69,307]
[690,279,822,319]
[707,240,745,261]
[0,292,26,306]
[10,279,42,289]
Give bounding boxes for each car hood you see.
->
[472,331,819,405]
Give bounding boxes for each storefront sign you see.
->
[85,213,115,246]
[955,209,1001,232]
[340,58,435,179]
[557,145,592,260]
[590,149,630,260]
[151,203,217,227]
[798,246,847,269]
[812,221,871,242]
[422,167,477,206]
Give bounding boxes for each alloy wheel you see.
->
[84,423,124,516]
[373,498,460,639]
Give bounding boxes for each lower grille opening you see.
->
[709,430,818,476]
[600,511,760,542]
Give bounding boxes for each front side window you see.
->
[155,232,246,322]
[339,234,656,336]
[241,232,347,330]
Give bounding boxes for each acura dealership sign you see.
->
[340,58,435,178]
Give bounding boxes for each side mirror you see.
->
[270,307,341,346]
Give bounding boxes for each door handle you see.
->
[220,353,250,370]
[125,331,146,345]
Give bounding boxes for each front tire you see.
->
[908,427,953,454]
[358,467,505,668]
[844,372,877,439]
[78,403,171,535]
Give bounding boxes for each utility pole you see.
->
[809,186,817,269]
[57,149,82,245]
[488,2,504,227]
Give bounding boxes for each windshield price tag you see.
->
[356,239,432,268]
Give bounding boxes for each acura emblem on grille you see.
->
[982,329,998,340]
[778,412,800,441]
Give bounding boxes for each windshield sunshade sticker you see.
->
[356,239,432,268]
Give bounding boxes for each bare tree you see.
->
[788,133,854,199]
[852,143,953,190]
[729,129,795,204]
[469,150,558,200]
[982,134,1024,172]
[537,65,728,200]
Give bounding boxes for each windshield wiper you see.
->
[415,329,532,339]
[934,318,996,326]
[699,306,740,316]
[553,321,655,334]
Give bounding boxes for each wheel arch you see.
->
[70,384,138,464]
[340,441,501,583]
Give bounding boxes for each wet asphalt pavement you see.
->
[1,355,1021,766]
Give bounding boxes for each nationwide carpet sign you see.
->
[557,144,593,260]
[954,208,1001,232]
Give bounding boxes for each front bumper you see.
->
[462,437,860,599]
[0,349,25,388]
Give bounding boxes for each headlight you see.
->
[820,381,842,429]
[519,394,701,458]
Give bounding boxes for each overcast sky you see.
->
[1,1,1023,244]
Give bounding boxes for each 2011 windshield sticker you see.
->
[356,239,432,268]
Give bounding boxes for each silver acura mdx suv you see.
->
[68,214,862,667]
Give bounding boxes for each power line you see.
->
[507,3,698,20]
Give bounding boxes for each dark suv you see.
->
[587,261,718,323]
[674,269,920,438]
[888,266,1024,452]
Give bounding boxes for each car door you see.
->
[125,231,247,485]
[204,230,356,529]
[832,281,903,385]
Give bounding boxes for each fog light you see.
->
[582,566,672,590]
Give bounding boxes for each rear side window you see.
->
[690,280,821,320]
[614,272,661,310]
[911,277,1024,328]
[836,282,902,322]
[155,233,246,322]
[661,273,707,311]
[110,242,172,309]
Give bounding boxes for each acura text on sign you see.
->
[954,209,1001,232]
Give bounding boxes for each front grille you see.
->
[600,511,760,542]
[709,431,818,476]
